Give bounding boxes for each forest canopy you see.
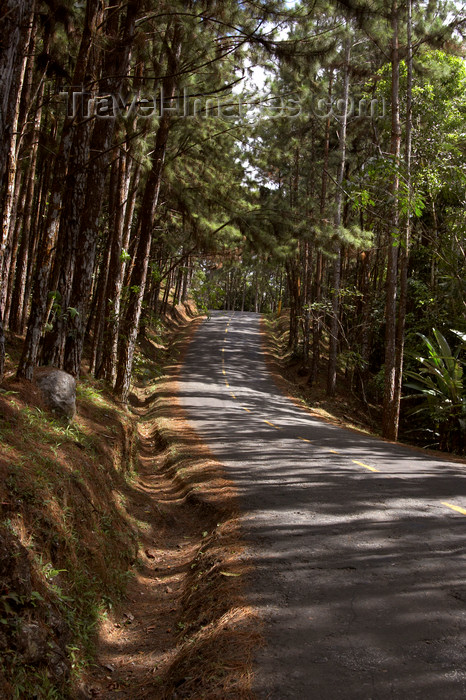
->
[1,0,465,452]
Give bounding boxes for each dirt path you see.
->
[85,318,259,699]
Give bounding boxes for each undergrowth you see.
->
[0,367,138,698]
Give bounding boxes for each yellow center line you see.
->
[264,420,281,429]
[241,407,251,412]
[230,392,236,399]
[329,449,340,454]
[298,437,313,443]
[441,501,466,515]
[352,460,379,472]
[222,369,226,375]
[225,381,229,387]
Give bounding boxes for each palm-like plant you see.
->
[405,329,466,453]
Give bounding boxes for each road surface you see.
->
[179,311,466,699]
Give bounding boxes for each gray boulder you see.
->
[36,368,76,419]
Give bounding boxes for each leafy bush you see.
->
[405,329,465,453]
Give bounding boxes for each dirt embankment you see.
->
[0,305,259,699]
[260,312,381,436]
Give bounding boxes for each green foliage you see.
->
[405,330,466,453]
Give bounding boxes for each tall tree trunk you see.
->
[0,0,34,190]
[17,0,101,379]
[309,75,332,387]
[0,0,34,317]
[327,39,351,396]
[63,0,140,377]
[114,23,182,401]
[41,98,93,367]
[382,1,402,439]
[392,0,412,436]
[9,25,49,334]
[97,146,135,381]
[3,177,27,326]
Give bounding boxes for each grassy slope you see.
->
[0,305,258,699]
[0,338,138,698]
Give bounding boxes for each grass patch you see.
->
[0,359,139,697]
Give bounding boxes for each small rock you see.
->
[145,549,156,559]
[36,368,76,419]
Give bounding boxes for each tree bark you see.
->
[327,39,351,396]
[114,22,183,401]
[63,0,140,377]
[309,74,332,387]
[392,0,412,437]
[382,0,402,439]
[0,0,34,189]
[97,145,132,381]
[17,0,101,379]
[0,0,34,316]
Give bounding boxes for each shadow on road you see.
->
[177,311,466,699]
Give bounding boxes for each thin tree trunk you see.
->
[63,0,140,377]
[97,146,134,381]
[17,0,101,379]
[0,2,34,317]
[8,79,44,332]
[392,0,412,436]
[114,23,182,401]
[327,39,351,396]
[310,73,332,387]
[41,98,93,367]
[382,1,402,439]
[0,0,34,191]
[3,176,27,326]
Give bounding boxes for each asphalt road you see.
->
[178,311,466,699]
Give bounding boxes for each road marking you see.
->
[298,437,312,443]
[264,420,281,429]
[441,502,466,516]
[225,328,228,333]
[222,369,226,375]
[352,460,379,472]
[230,392,236,399]
[225,381,229,388]
[329,449,340,454]
[241,407,251,412]
[221,348,225,352]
